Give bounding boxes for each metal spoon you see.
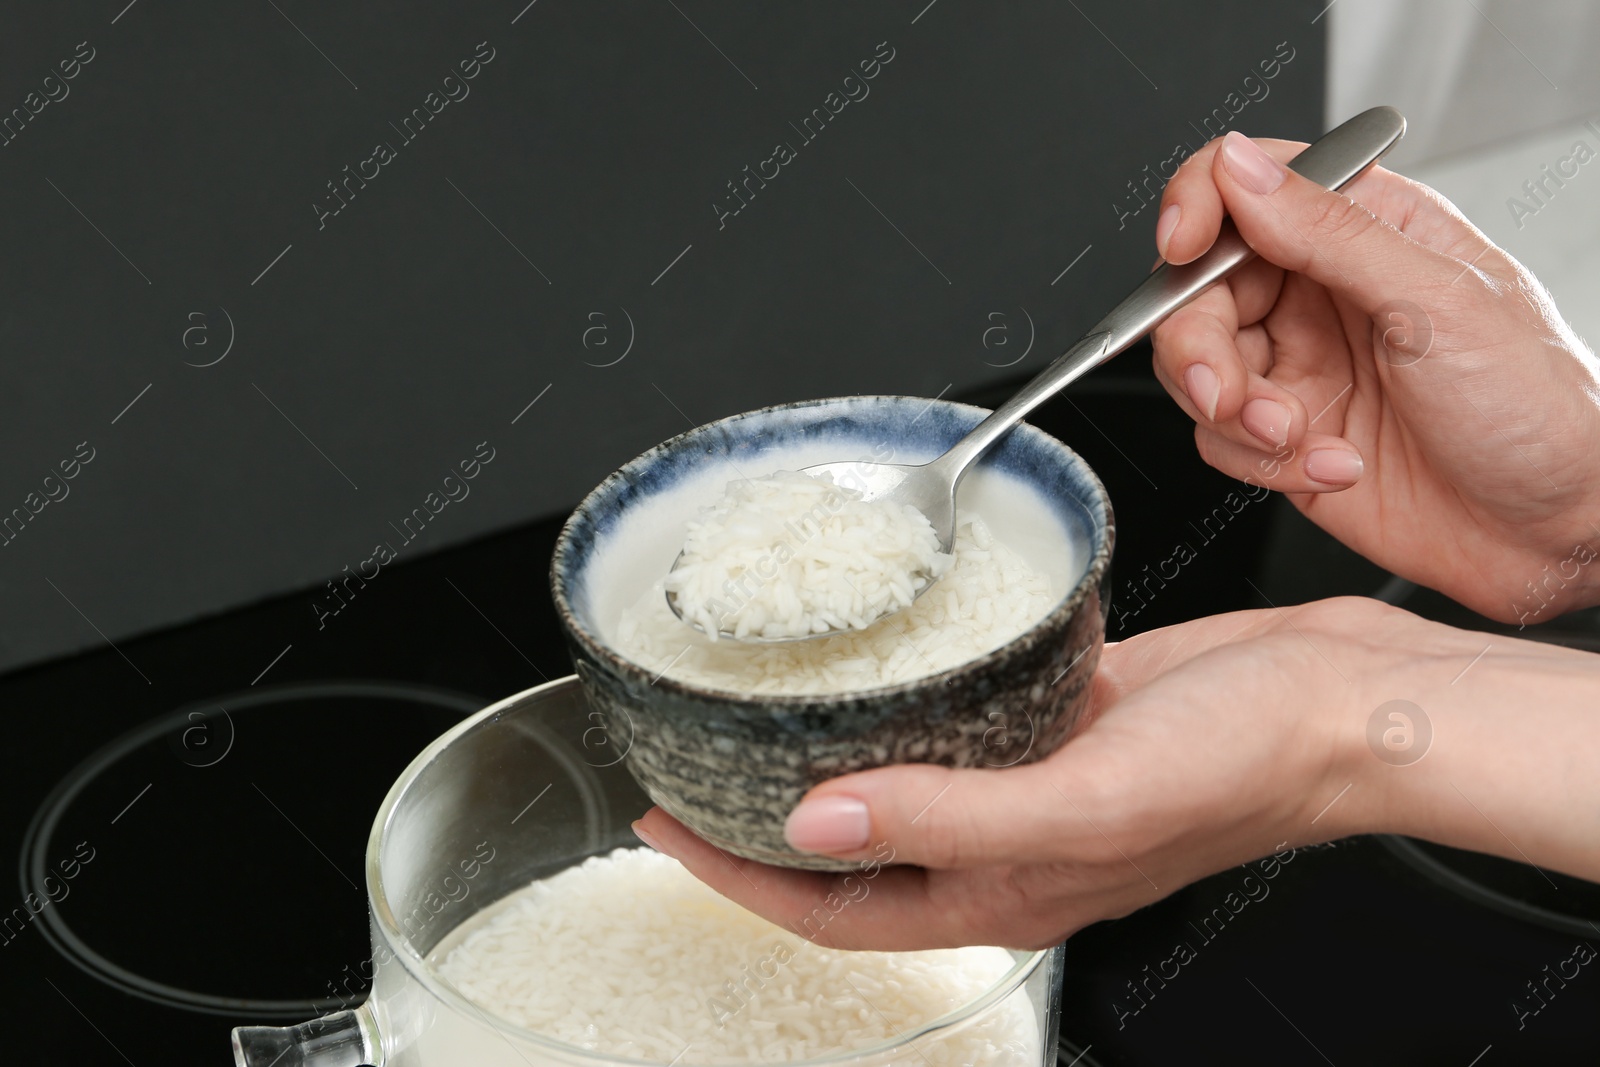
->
[671,106,1407,641]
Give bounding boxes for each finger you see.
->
[1152,287,1317,452]
[1330,165,1507,278]
[635,806,959,950]
[1158,138,1306,264]
[1220,253,1289,329]
[635,805,848,919]
[1211,132,1465,311]
[1193,423,1367,491]
[1235,323,1273,376]
[780,760,1080,869]
[1158,135,1426,268]
[638,807,1120,951]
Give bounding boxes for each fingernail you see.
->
[1221,132,1286,195]
[631,820,667,853]
[1305,448,1365,485]
[1155,204,1181,260]
[785,795,871,853]
[1182,363,1220,421]
[1241,397,1291,448]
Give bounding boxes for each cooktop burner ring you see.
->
[1057,1038,1106,1066]
[1375,834,1600,940]
[18,680,484,1018]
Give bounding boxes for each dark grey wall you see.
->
[0,1,1324,673]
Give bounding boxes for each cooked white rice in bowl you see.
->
[632,507,1053,695]
[665,471,953,643]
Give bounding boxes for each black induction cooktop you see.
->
[4,369,1595,1065]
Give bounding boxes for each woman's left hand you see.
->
[634,597,1600,950]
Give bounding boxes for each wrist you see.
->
[1349,626,1600,881]
[1276,600,1453,843]
[1311,624,1439,842]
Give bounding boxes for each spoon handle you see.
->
[931,106,1407,480]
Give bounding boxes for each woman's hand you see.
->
[1150,132,1600,623]
[634,598,1600,951]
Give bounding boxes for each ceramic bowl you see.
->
[550,395,1114,870]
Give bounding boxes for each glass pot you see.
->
[231,676,1065,1066]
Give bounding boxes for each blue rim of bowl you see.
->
[550,395,1115,706]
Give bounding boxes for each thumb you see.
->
[1212,131,1458,313]
[785,759,1084,869]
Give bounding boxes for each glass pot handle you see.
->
[232,1004,383,1067]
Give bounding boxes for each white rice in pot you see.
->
[434,848,1039,1065]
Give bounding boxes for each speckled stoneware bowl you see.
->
[550,395,1113,871]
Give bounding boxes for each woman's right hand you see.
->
[1149,131,1600,624]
